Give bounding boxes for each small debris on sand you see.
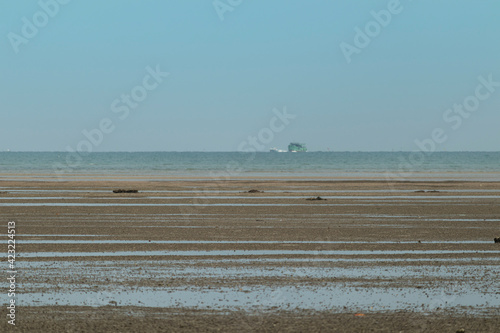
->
[112,189,139,193]
[494,237,500,243]
[247,189,263,193]
[306,196,326,201]
[414,190,441,193]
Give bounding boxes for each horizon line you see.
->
[2,150,500,153]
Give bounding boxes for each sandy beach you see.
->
[2,178,500,332]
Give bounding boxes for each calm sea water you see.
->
[1,152,499,180]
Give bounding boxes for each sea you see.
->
[1,152,500,181]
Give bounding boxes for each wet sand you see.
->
[2,179,500,332]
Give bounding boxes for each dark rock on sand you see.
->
[112,189,139,193]
[247,189,263,193]
[494,237,500,243]
[307,196,326,201]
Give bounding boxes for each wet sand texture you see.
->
[2,179,500,332]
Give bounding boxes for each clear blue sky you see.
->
[1,0,499,152]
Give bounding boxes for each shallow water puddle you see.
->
[21,234,109,238]
[18,262,500,280]
[0,202,484,207]
[18,249,500,258]
[18,240,493,244]
[16,285,500,312]
[3,195,500,201]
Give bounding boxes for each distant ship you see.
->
[269,147,286,153]
[288,142,307,152]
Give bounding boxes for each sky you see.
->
[1,0,499,152]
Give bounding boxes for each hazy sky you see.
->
[1,0,499,152]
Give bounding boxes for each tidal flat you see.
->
[2,178,500,332]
